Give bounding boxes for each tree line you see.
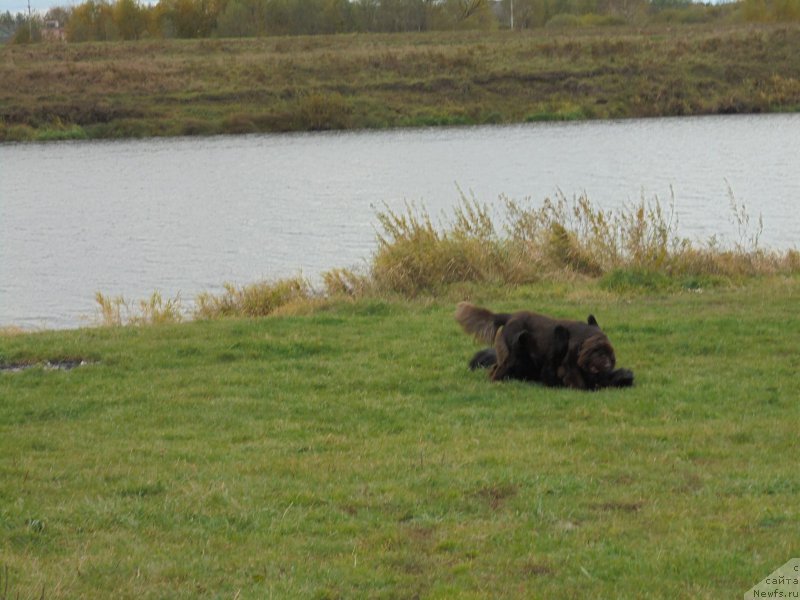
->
[3,0,799,43]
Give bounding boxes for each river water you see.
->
[2,113,799,329]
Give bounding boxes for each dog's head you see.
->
[577,333,616,376]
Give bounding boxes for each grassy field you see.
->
[1,276,798,598]
[2,23,800,141]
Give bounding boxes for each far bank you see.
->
[2,24,800,142]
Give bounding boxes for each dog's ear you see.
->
[511,329,530,351]
[493,328,510,367]
[587,315,599,327]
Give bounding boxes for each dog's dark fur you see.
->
[455,302,634,390]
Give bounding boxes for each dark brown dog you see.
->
[455,302,634,390]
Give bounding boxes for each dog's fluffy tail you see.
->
[455,302,510,345]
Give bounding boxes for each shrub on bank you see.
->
[194,277,313,320]
[367,191,800,296]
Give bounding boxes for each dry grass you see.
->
[94,291,184,326]
[321,267,373,298]
[193,277,313,319]
[0,326,28,337]
[94,292,126,326]
[95,279,315,325]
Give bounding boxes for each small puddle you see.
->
[0,359,93,373]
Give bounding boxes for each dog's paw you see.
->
[469,348,497,370]
[608,368,634,387]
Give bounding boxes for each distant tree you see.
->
[157,0,218,37]
[0,11,19,41]
[11,15,42,42]
[755,0,800,20]
[509,0,552,28]
[376,0,430,31]
[649,0,689,8]
[320,0,354,33]
[216,0,266,36]
[66,0,117,41]
[351,0,380,31]
[45,6,73,26]
[772,0,800,20]
[569,0,598,14]
[287,0,325,34]
[113,0,147,39]
[262,0,291,34]
[147,1,174,37]
[598,0,647,18]
[430,0,494,28]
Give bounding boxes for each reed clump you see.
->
[95,292,123,327]
[194,277,313,319]
[94,278,317,327]
[94,291,184,326]
[295,92,352,131]
[321,267,373,298]
[367,191,800,296]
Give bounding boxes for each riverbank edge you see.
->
[5,105,800,145]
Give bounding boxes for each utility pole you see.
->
[510,0,514,30]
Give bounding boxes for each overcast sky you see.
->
[2,0,74,14]
[2,0,159,14]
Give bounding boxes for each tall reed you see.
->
[94,291,184,326]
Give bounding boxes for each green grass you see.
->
[1,276,798,598]
[2,23,800,141]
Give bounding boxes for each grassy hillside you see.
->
[1,276,798,598]
[2,23,800,141]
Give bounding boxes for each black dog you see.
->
[456,302,634,390]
